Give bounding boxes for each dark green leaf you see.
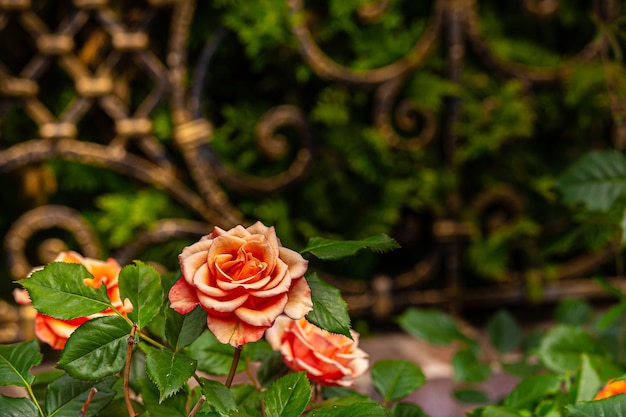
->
[145,348,197,402]
[371,359,425,403]
[397,308,464,345]
[256,350,290,387]
[308,402,391,417]
[555,298,592,326]
[503,373,561,410]
[538,325,606,373]
[20,263,111,319]
[0,395,39,417]
[596,302,626,330]
[0,339,41,387]
[390,402,428,417]
[452,349,491,383]
[300,234,399,260]
[45,375,116,417]
[119,261,163,328]
[188,331,245,376]
[139,378,187,417]
[576,354,603,402]
[165,305,207,351]
[487,310,521,354]
[230,384,263,417]
[566,393,626,416]
[305,273,351,338]
[57,315,130,380]
[554,150,626,212]
[264,372,311,417]
[480,405,521,417]
[200,379,237,413]
[93,397,145,417]
[453,389,489,404]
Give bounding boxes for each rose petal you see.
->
[265,315,291,350]
[169,278,200,314]
[234,294,288,327]
[180,245,211,284]
[279,247,308,279]
[207,314,267,347]
[283,278,313,319]
[197,291,249,313]
[249,260,291,297]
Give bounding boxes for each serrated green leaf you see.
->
[576,354,603,402]
[371,359,425,403]
[487,310,521,354]
[57,315,130,381]
[538,325,607,373]
[146,348,197,403]
[554,150,626,212]
[300,234,400,260]
[45,375,116,417]
[397,308,464,345]
[20,263,111,319]
[0,339,41,387]
[305,273,351,338]
[389,402,428,417]
[119,261,163,329]
[566,393,626,416]
[503,373,561,410]
[139,378,187,417]
[0,395,39,417]
[453,389,489,404]
[452,349,491,383]
[188,331,246,376]
[264,372,311,417]
[165,305,207,351]
[308,402,391,417]
[200,379,237,413]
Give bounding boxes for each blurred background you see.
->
[1,0,626,343]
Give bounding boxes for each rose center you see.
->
[222,250,266,281]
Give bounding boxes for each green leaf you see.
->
[390,402,428,417]
[308,402,391,417]
[200,379,237,413]
[145,348,197,402]
[264,372,311,417]
[231,384,263,417]
[596,301,626,330]
[454,389,489,404]
[0,339,41,387]
[452,349,491,383]
[45,375,116,417]
[139,378,187,417]
[57,315,131,380]
[487,310,521,354]
[119,261,163,329]
[576,354,603,402]
[256,350,290,387]
[371,359,425,403]
[503,374,561,410]
[165,305,207,351]
[300,234,400,260]
[555,298,592,326]
[188,331,246,376]
[305,273,352,338]
[554,150,626,212]
[480,405,521,417]
[566,393,626,416]
[397,308,464,345]
[20,263,111,319]
[0,395,39,417]
[538,325,607,373]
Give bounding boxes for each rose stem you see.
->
[225,346,243,388]
[78,387,98,417]
[124,323,139,417]
[188,395,206,417]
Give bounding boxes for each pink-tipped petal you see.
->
[278,247,308,278]
[207,314,267,347]
[169,278,200,314]
[284,278,313,319]
[234,294,288,327]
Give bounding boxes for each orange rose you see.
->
[266,316,369,387]
[14,251,132,349]
[169,222,312,347]
[595,379,626,400]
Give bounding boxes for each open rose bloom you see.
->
[14,251,132,350]
[266,316,369,387]
[595,378,626,400]
[169,222,313,347]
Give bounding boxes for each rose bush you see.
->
[13,251,131,349]
[169,221,312,347]
[266,316,369,387]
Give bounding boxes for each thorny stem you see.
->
[225,346,243,388]
[188,395,206,417]
[125,323,139,417]
[78,387,98,417]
